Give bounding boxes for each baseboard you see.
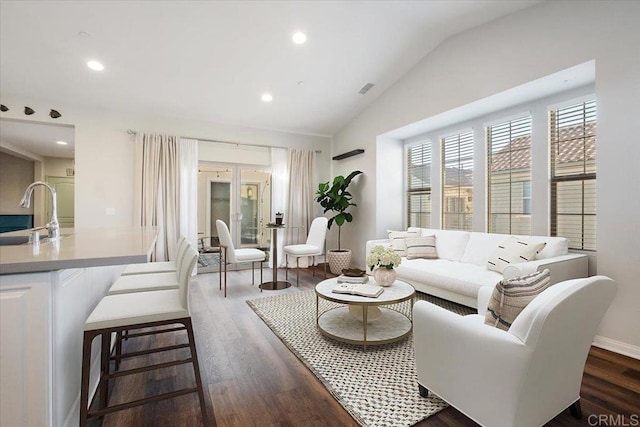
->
[593,335,640,360]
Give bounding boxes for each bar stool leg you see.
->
[285,254,288,280]
[115,330,122,370]
[296,257,300,287]
[184,318,209,424]
[100,332,110,409]
[80,330,95,427]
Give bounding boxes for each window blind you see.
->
[407,142,432,227]
[487,116,532,234]
[550,100,596,250]
[442,131,473,231]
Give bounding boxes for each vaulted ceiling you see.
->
[0,1,539,137]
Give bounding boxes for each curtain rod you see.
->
[127,129,321,153]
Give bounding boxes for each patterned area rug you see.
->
[247,290,475,427]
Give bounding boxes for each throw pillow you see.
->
[405,235,438,260]
[484,268,551,331]
[487,236,547,273]
[387,230,419,257]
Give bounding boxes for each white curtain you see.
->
[270,147,288,267]
[179,138,198,249]
[134,133,180,261]
[285,149,317,267]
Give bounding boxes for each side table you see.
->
[260,224,291,290]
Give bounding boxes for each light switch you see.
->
[105,208,116,216]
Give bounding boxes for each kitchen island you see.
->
[0,227,157,427]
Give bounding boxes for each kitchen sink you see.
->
[0,236,30,246]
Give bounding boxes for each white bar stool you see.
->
[120,236,188,275]
[79,246,208,426]
[108,240,193,295]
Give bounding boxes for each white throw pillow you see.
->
[387,230,419,257]
[405,235,438,260]
[487,236,546,273]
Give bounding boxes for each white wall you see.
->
[332,1,640,354]
[43,157,74,178]
[0,94,332,231]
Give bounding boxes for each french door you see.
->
[199,163,271,249]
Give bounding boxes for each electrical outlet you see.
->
[105,208,116,216]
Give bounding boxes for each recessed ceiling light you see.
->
[87,60,104,71]
[261,93,273,103]
[56,141,68,145]
[292,31,307,45]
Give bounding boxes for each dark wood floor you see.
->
[96,267,640,426]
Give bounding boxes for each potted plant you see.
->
[366,245,401,286]
[315,170,363,274]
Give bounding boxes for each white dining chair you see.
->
[215,219,266,297]
[283,217,328,286]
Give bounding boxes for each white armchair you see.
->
[413,275,616,427]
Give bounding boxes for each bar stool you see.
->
[120,236,188,275]
[108,239,196,295]
[79,246,208,425]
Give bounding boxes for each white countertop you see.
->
[0,227,157,275]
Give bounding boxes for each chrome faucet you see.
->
[19,181,60,239]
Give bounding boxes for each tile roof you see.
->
[491,123,596,172]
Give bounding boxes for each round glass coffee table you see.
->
[315,278,415,349]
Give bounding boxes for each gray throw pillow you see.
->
[405,235,437,259]
[484,269,551,331]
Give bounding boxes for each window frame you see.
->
[441,130,474,231]
[549,99,597,251]
[406,141,432,228]
[486,115,533,235]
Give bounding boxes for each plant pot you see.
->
[327,249,352,275]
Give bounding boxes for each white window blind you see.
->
[442,131,473,231]
[487,116,532,234]
[407,142,432,227]
[550,100,596,251]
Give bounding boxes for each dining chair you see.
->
[215,219,266,297]
[283,217,328,286]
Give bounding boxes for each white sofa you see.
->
[365,228,588,308]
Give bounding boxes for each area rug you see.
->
[247,290,475,427]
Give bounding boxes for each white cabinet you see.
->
[0,272,52,427]
[0,265,123,427]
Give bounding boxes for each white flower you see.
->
[367,245,401,270]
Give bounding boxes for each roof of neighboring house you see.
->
[491,122,596,172]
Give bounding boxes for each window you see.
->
[487,116,532,234]
[407,142,432,227]
[550,100,596,250]
[442,131,473,231]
